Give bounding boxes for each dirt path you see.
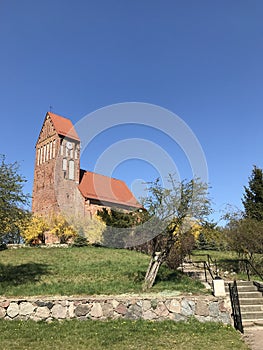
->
[243,327,263,350]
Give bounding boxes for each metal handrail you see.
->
[229,280,243,333]
[240,259,263,281]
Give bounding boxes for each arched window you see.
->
[69,160,75,180]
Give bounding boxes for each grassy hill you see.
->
[0,246,205,297]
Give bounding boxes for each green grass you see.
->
[0,318,249,350]
[192,250,263,281]
[0,246,205,296]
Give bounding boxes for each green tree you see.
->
[97,208,146,248]
[242,165,263,221]
[0,155,29,242]
[142,175,211,290]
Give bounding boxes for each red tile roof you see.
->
[79,170,142,209]
[48,112,80,141]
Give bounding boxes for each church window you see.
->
[62,158,67,171]
[43,145,46,163]
[75,149,78,159]
[37,148,40,165]
[65,147,69,157]
[50,141,52,159]
[46,143,49,161]
[40,147,43,164]
[70,149,73,158]
[60,143,64,156]
[69,160,75,180]
[53,140,56,158]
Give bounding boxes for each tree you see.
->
[97,208,145,248]
[141,175,211,290]
[223,207,263,260]
[0,155,29,242]
[242,165,263,221]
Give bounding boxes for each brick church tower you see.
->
[32,112,142,226]
[32,112,84,217]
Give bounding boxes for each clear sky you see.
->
[1,0,262,224]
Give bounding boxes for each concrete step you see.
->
[242,311,263,320]
[240,298,263,305]
[237,285,258,292]
[238,291,263,298]
[240,305,263,312]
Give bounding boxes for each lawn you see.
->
[0,318,249,350]
[192,250,263,281]
[0,246,206,296]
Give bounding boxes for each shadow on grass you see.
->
[0,262,50,286]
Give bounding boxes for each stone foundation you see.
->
[0,294,231,324]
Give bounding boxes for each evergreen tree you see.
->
[242,166,263,221]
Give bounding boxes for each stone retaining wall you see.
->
[0,295,232,324]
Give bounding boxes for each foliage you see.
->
[196,221,226,250]
[0,155,29,242]
[97,208,146,248]
[242,165,263,221]
[49,214,77,243]
[19,214,49,244]
[71,235,88,247]
[69,214,106,244]
[0,319,249,350]
[141,175,211,289]
[224,217,263,259]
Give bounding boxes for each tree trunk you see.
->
[143,235,177,291]
[143,253,163,290]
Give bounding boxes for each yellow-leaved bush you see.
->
[20,215,49,244]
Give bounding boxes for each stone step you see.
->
[240,305,263,312]
[238,291,263,299]
[236,285,258,292]
[239,298,263,305]
[242,311,263,320]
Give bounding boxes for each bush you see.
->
[71,235,88,247]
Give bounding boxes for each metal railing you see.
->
[228,280,244,333]
[239,259,263,282]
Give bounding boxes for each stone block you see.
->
[51,304,67,319]
[181,299,195,316]
[90,303,103,318]
[195,300,209,316]
[20,302,35,316]
[75,304,90,317]
[35,306,50,319]
[7,303,19,318]
[0,307,6,318]
[166,300,181,313]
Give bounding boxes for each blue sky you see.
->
[1,0,262,224]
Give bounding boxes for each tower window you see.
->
[69,160,75,180]
[37,148,40,165]
[46,143,49,161]
[50,141,52,159]
[43,145,46,163]
[62,158,67,171]
[53,140,56,158]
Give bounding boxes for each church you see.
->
[32,112,142,228]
